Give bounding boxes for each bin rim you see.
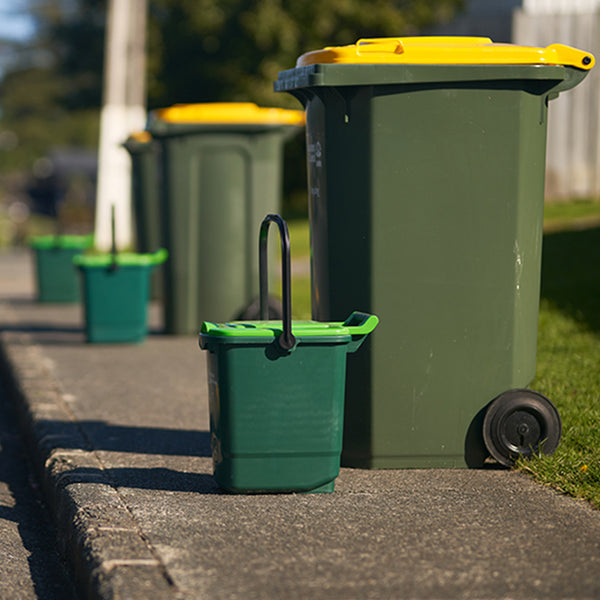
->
[73,248,168,268]
[150,102,305,126]
[28,234,94,250]
[200,312,379,339]
[126,131,152,143]
[295,37,594,71]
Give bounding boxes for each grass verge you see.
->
[518,205,600,509]
[519,301,600,508]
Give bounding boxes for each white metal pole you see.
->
[95,0,147,251]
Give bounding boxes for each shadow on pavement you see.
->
[2,323,83,335]
[63,466,221,494]
[82,420,211,457]
[32,418,219,493]
[2,320,172,345]
[34,418,211,457]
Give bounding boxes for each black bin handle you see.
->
[259,214,296,351]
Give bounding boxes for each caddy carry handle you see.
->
[110,204,118,272]
[259,214,296,351]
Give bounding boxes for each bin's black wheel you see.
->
[483,389,561,467]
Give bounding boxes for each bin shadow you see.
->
[540,226,600,333]
[81,420,212,457]
[28,418,221,493]
[1,297,38,305]
[31,418,212,457]
[60,465,222,494]
[1,322,85,347]
[106,467,220,493]
[1,320,176,347]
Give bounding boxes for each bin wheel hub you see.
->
[483,389,561,467]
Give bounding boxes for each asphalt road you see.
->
[0,377,78,600]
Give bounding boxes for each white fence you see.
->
[522,0,600,14]
[513,9,600,199]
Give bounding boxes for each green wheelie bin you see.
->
[123,131,163,299]
[122,131,161,256]
[147,103,305,334]
[274,37,594,468]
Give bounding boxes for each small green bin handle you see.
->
[259,214,296,351]
[343,311,379,353]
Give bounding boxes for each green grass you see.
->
[286,219,311,320]
[520,301,600,508]
[286,205,600,509]
[518,209,600,508]
[287,218,311,257]
[543,198,600,227]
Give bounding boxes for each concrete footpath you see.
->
[1,249,600,600]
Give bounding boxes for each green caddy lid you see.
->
[201,312,379,340]
[73,248,168,267]
[29,234,94,250]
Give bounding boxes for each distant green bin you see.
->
[122,131,161,256]
[275,37,594,468]
[29,234,93,302]
[147,103,305,334]
[74,249,168,343]
[123,131,163,299]
[199,215,378,493]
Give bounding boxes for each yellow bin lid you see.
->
[296,37,595,70]
[128,131,152,143]
[153,102,305,126]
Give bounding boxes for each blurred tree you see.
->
[145,0,465,216]
[0,0,105,170]
[1,0,466,155]
[146,0,465,109]
[0,0,464,214]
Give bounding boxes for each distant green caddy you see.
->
[29,234,93,303]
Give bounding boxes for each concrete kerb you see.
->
[0,303,181,600]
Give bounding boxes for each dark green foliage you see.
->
[0,0,465,182]
[0,0,105,169]
[146,0,465,108]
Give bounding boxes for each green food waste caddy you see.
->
[29,234,93,302]
[199,215,378,493]
[274,37,594,468]
[147,103,305,334]
[74,249,168,343]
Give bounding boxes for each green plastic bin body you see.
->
[148,105,304,334]
[123,133,162,255]
[77,265,151,343]
[30,235,93,303]
[74,251,167,344]
[275,43,591,468]
[123,133,163,299]
[199,315,378,493]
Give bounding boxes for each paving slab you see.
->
[1,249,600,600]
